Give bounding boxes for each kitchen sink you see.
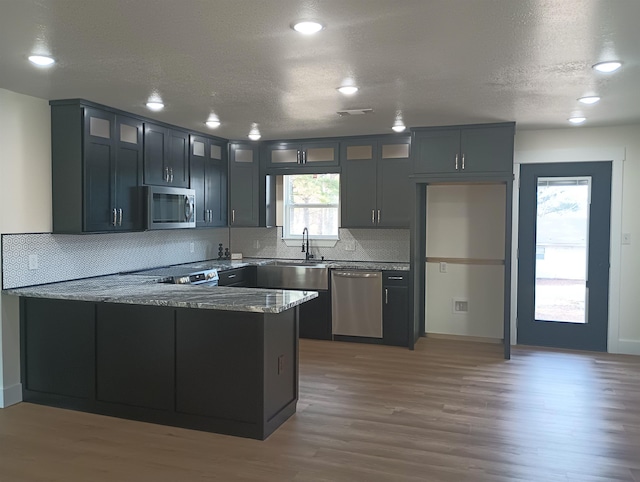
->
[257,261,328,290]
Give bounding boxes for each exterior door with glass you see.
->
[517,162,611,351]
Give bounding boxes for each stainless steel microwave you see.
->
[144,186,196,229]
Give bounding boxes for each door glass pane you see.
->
[90,117,110,139]
[346,145,373,160]
[234,149,253,163]
[306,147,335,163]
[381,143,410,159]
[120,124,138,144]
[535,177,590,323]
[193,141,205,157]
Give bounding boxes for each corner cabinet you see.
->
[51,101,144,233]
[190,135,228,227]
[229,142,260,226]
[412,123,515,176]
[341,136,412,228]
[264,140,339,172]
[144,123,189,187]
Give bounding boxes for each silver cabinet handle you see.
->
[169,167,174,183]
[302,150,307,164]
[209,210,212,223]
[232,209,235,224]
[371,209,375,224]
[388,276,404,280]
[462,154,465,170]
[112,208,117,226]
[385,288,388,304]
[118,208,123,226]
[377,210,381,224]
[455,154,459,170]
[227,274,236,279]
[165,167,169,182]
[297,150,301,164]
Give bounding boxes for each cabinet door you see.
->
[460,126,514,174]
[229,143,259,226]
[413,129,460,174]
[190,135,208,225]
[303,141,339,167]
[207,141,228,226]
[143,123,168,185]
[299,291,332,340]
[168,129,189,187]
[383,285,409,346]
[114,115,143,231]
[377,138,412,228]
[341,141,378,228]
[265,142,301,168]
[83,107,116,232]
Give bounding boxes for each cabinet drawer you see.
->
[383,271,409,286]
[218,268,246,286]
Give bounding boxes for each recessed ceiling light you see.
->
[578,96,601,105]
[28,55,55,66]
[337,86,358,95]
[291,21,324,35]
[146,101,164,111]
[392,124,406,133]
[205,119,221,129]
[568,117,586,125]
[592,61,622,73]
[248,124,261,141]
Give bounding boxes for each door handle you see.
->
[227,274,236,279]
[118,208,123,226]
[455,154,459,170]
[112,208,117,226]
[385,288,388,304]
[297,150,301,164]
[169,167,174,183]
[232,209,235,224]
[377,210,381,224]
[302,150,307,164]
[388,276,404,280]
[165,167,169,182]
[371,209,375,224]
[462,154,465,170]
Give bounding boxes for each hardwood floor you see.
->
[1,338,639,481]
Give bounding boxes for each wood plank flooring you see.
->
[1,338,639,481]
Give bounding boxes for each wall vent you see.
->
[452,299,469,314]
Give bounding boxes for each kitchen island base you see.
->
[20,297,299,440]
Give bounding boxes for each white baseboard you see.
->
[0,383,22,408]
[615,340,640,356]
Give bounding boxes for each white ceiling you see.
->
[1,0,639,140]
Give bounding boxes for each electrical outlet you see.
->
[254,240,260,249]
[344,241,356,251]
[452,299,469,314]
[189,242,195,253]
[439,262,447,273]
[28,254,39,270]
[622,233,631,245]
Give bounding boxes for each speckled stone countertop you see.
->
[4,274,318,314]
[159,258,411,272]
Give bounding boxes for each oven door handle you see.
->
[184,196,194,221]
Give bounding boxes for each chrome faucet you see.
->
[301,227,314,261]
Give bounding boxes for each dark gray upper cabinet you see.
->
[341,136,411,228]
[264,140,339,172]
[229,142,260,226]
[144,122,189,188]
[413,123,515,176]
[190,135,228,227]
[51,101,143,233]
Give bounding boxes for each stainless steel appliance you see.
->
[331,270,383,338]
[145,186,196,229]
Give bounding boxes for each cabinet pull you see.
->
[118,208,123,226]
[232,209,235,224]
[385,288,388,304]
[371,209,375,224]
[455,154,459,170]
[112,208,117,226]
[165,167,169,182]
[377,209,381,224]
[462,154,465,170]
[297,150,301,164]
[227,274,236,279]
[169,167,174,183]
[302,151,307,164]
[209,210,212,223]
[388,276,404,280]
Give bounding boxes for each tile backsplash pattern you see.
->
[2,228,229,289]
[230,227,409,262]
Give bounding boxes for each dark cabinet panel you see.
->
[96,304,175,411]
[265,140,339,172]
[299,291,331,340]
[413,123,515,176]
[229,142,260,226]
[383,271,410,347]
[190,135,227,227]
[341,136,411,228]
[23,298,95,399]
[114,115,144,231]
[144,123,189,187]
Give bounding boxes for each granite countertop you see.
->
[4,274,318,314]
[177,258,411,272]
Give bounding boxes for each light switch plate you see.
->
[231,253,242,260]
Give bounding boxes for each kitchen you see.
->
[1,1,640,480]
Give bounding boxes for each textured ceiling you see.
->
[1,0,639,140]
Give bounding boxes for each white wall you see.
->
[514,125,640,354]
[0,88,52,407]
[425,184,506,339]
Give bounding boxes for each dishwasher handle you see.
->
[333,271,381,279]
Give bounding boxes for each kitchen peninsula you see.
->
[7,273,317,440]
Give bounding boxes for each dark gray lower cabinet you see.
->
[96,304,175,411]
[20,297,298,440]
[383,271,410,347]
[299,291,331,340]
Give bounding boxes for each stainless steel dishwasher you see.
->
[331,270,383,338]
